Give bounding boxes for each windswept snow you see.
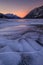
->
[0,52,21,65]
[0,19,43,65]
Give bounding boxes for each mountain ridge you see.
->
[0,13,20,19]
[24,6,43,19]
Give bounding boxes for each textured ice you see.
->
[0,19,43,65]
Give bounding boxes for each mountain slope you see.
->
[25,6,43,19]
[5,14,20,19]
[0,13,20,19]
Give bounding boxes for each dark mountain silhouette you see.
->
[0,13,5,18]
[5,14,20,19]
[24,6,43,19]
[0,13,20,19]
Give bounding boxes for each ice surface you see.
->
[0,52,21,65]
[0,19,43,65]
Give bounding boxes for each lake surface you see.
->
[0,19,43,35]
[0,19,43,65]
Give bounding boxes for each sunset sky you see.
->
[0,0,43,18]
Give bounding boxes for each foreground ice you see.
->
[0,19,43,65]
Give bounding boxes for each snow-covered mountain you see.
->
[25,6,43,19]
[0,13,20,19]
[5,14,20,19]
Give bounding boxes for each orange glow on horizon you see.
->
[0,9,30,18]
[14,10,29,18]
[0,0,43,18]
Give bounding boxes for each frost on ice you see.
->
[0,19,43,65]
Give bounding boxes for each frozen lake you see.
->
[0,19,43,65]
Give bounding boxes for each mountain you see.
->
[5,14,20,19]
[0,13,20,19]
[0,13,5,18]
[24,6,43,19]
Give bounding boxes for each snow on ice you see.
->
[0,19,43,65]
